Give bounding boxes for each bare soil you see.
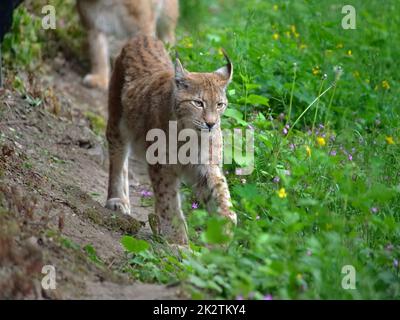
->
[0,59,179,299]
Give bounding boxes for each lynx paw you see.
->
[150,215,188,245]
[105,198,130,215]
[83,73,109,90]
[228,211,237,225]
[220,209,237,226]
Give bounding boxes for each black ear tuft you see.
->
[175,54,189,89]
[215,48,233,83]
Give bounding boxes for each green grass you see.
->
[123,0,400,299]
[3,0,400,299]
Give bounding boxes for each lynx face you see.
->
[174,59,232,132]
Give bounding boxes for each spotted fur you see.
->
[106,35,236,245]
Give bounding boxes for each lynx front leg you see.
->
[105,130,130,215]
[148,166,188,245]
[83,30,110,90]
[197,165,237,224]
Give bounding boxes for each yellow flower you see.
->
[353,71,360,78]
[272,33,279,40]
[299,43,307,50]
[326,223,332,230]
[316,136,326,147]
[273,4,278,11]
[306,146,312,157]
[285,31,291,38]
[278,188,287,199]
[347,50,352,56]
[182,37,193,48]
[312,66,320,75]
[294,32,300,38]
[296,274,303,280]
[336,43,344,49]
[382,80,390,90]
[386,136,395,145]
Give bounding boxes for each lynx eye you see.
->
[217,102,226,109]
[192,100,204,108]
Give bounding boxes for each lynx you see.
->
[105,35,237,245]
[77,0,179,90]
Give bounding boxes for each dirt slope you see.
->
[0,59,179,299]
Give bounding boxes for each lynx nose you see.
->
[206,122,216,130]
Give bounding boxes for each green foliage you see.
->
[85,111,106,135]
[201,217,232,245]
[2,6,43,69]
[121,236,150,254]
[121,0,400,299]
[84,244,103,265]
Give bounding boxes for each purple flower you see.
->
[282,127,288,135]
[273,176,280,184]
[283,170,291,176]
[319,123,325,129]
[236,295,244,300]
[371,207,378,214]
[263,294,273,300]
[140,190,153,197]
[394,259,399,268]
[289,143,295,151]
[191,202,199,209]
[348,154,353,161]
[235,168,244,175]
[330,150,337,156]
[330,135,336,142]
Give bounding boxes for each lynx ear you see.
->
[215,48,233,83]
[175,54,188,88]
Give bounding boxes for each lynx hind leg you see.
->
[156,0,178,45]
[148,166,188,245]
[83,30,110,90]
